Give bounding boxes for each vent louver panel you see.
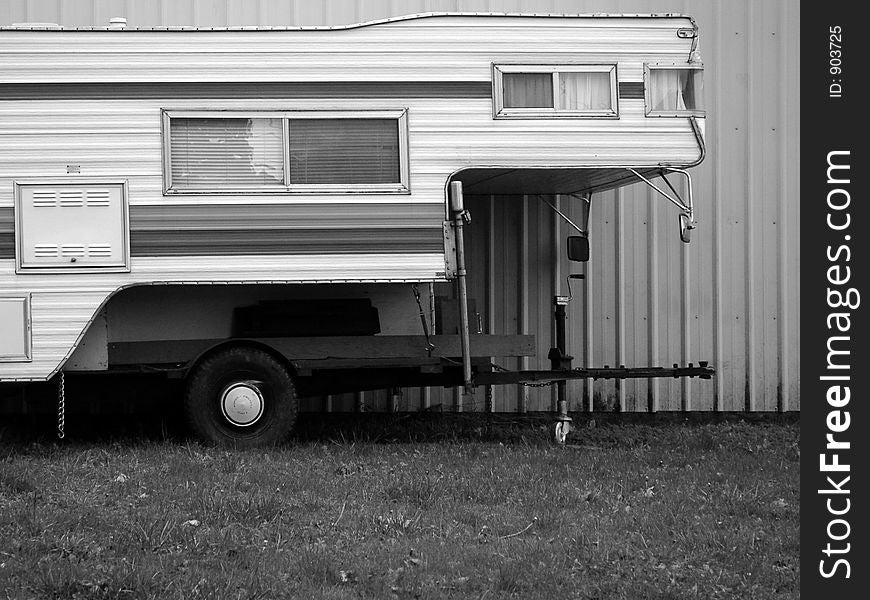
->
[87,244,112,258]
[15,182,129,271]
[86,190,111,207]
[60,244,86,257]
[32,191,57,207]
[59,190,84,207]
[33,244,58,257]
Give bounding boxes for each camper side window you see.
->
[644,65,705,117]
[493,64,618,118]
[163,110,409,194]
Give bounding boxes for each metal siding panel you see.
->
[742,3,758,412]
[705,0,724,412]
[192,0,228,27]
[226,0,260,26]
[691,147,716,412]
[518,194,529,412]
[718,4,746,412]
[533,195,553,411]
[783,0,800,411]
[594,191,618,410]
[0,1,27,26]
[121,1,162,28]
[20,0,58,23]
[756,2,777,411]
[621,183,649,411]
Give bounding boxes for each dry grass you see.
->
[0,418,799,599]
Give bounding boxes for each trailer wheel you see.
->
[184,347,298,447]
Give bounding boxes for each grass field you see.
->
[0,416,799,599]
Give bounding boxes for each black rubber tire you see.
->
[184,346,298,448]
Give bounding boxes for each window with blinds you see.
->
[163,110,408,193]
[169,118,285,190]
[644,65,705,117]
[289,119,399,185]
[494,65,618,118]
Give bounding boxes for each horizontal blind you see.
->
[169,118,284,190]
[288,119,400,184]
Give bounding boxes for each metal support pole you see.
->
[450,181,473,393]
[548,296,573,443]
[554,301,568,413]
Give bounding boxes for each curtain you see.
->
[559,71,612,111]
[503,72,554,108]
[170,118,284,189]
[650,70,700,112]
[288,118,399,185]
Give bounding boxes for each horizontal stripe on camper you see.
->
[0,230,443,258]
[0,82,493,101]
[0,209,10,258]
[127,203,446,231]
[0,206,446,258]
[129,228,443,256]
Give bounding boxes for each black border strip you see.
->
[0,81,493,101]
[802,5,867,597]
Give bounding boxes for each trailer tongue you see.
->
[474,362,714,387]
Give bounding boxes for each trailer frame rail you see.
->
[473,361,714,386]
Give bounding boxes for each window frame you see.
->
[161,108,410,195]
[643,63,706,118]
[492,63,619,119]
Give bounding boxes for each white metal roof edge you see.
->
[1,12,696,32]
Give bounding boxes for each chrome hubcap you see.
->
[220,381,265,427]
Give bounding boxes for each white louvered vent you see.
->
[16,182,129,271]
[87,244,112,258]
[32,191,58,208]
[60,244,86,257]
[86,190,111,207]
[33,244,59,258]
[59,190,85,207]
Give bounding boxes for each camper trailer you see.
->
[0,13,712,445]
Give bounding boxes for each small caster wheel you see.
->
[554,421,571,444]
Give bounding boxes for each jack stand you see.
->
[555,400,572,444]
[390,387,402,412]
[548,296,573,444]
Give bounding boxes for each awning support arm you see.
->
[626,167,696,243]
[542,193,590,236]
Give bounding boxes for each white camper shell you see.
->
[0,13,711,444]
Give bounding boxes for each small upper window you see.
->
[645,65,704,117]
[163,109,409,194]
[493,65,618,118]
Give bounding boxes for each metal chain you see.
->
[57,372,65,440]
[490,361,555,388]
[412,284,436,355]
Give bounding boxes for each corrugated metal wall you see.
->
[1,0,800,413]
